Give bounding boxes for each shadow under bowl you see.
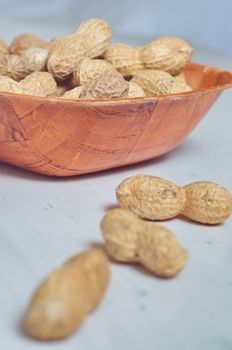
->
[0,62,232,177]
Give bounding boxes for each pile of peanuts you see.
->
[23,174,232,341]
[0,18,193,100]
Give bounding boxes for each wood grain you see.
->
[0,62,232,176]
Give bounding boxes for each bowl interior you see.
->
[184,63,232,92]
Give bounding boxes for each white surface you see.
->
[0,50,232,350]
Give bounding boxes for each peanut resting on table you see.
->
[0,18,193,99]
[116,175,232,224]
[23,248,110,340]
[101,208,187,277]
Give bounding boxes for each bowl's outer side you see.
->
[0,89,221,176]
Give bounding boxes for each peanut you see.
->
[104,43,144,76]
[0,54,29,81]
[0,75,25,94]
[101,208,187,277]
[131,69,191,96]
[19,71,57,97]
[21,48,48,73]
[116,175,232,224]
[23,248,110,340]
[141,36,193,75]
[80,72,129,100]
[10,33,49,55]
[128,81,145,98]
[48,18,112,79]
[0,38,9,54]
[73,58,118,86]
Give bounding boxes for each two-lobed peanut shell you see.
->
[48,18,112,80]
[23,249,110,340]
[131,69,191,96]
[101,208,187,277]
[116,175,232,224]
[141,36,193,75]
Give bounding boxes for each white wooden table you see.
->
[0,50,232,350]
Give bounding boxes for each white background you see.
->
[0,0,232,54]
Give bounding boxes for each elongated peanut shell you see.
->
[101,208,187,277]
[116,175,186,220]
[80,73,129,100]
[131,70,191,96]
[10,33,49,55]
[23,249,110,340]
[20,71,57,97]
[104,43,144,76]
[141,36,193,75]
[73,58,118,86]
[48,18,112,79]
[182,181,232,224]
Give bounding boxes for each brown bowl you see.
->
[0,62,232,177]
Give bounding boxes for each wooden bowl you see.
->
[0,62,232,177]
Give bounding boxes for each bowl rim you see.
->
[0,62,232,105]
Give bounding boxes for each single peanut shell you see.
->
[0,75,25,94]
[131,70,172,96]
[20,71,57,97]
[10,33,49,55]
[0,38,9,54]
[152,79,192,95]
[116,174,186,220]
[23,248,110,340]
[48,18,112,79]
[80,73,129,100]
[22,47,48,72]
[131,69,191,96]
[104,43,144,76]
[101,208,187,277]
[141,36,193,75]
[62,86,83,99]
[181,181,232,224]
[128,81,145,98]
[0,54,29,81]
[73,58,118,86]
